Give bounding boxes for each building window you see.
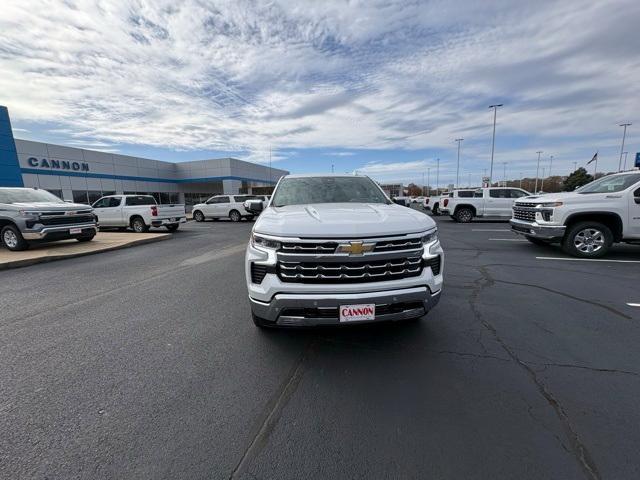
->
[72,190,89,204]
[87,191,102,205]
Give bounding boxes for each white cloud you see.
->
[0,0,638,176]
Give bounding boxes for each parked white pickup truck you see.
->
[245,174,443,328]
[92,195,186,232]
[441,187,531,222]
[511,171,640,257]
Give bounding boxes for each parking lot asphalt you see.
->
[1,215,639,480]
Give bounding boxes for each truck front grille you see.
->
[278,255,423,283]
[512,206,536,222]
[39,214,95,226]
[278,237,424,254]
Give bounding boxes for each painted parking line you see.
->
[488,238,528,242]
[627,303,640,307]
[536,256,640,264]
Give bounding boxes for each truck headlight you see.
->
[18,210,40,220]
[251,233,281,250]
[534,202,563,208]
[421,230,438,245]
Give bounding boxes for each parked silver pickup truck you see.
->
[0,187,97,251]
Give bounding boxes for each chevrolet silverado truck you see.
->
[92,195,186,232]
[441,187,531,222]
[511,170,640,258]
[244,174,444,328]
[0,187,97,251]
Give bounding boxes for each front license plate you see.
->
[69,228,82,234]
[339,304,375,323]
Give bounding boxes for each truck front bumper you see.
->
[250,286,441,326]
[22,223,98,240]
[510,219,566,240]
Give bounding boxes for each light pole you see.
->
[548,155,554,191]
[455,138,464,188]
[534,150,543,193]
[502,162,507,187]
[541,167,546,192]
[422,172,425,196]
[427,167,431,196]
[623,152,629,170]
[618,123,631,172]
[488,104,503,184]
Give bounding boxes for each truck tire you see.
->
[1,225,29,251]
[561,221,612,258]
[229,210,241,222]
[165,224,179,232]
[526,236,551,246]
[454,207,474,223]
[193,210,205,222]
[131,216,149,233]
[76,232,96,242]
[432,203,440,215]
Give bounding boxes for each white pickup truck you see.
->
[244,174,444,328]
[511,170,640,257]
[440,187,531,222]
[92,195,186,232]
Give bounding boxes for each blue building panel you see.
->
[0,106,23,187]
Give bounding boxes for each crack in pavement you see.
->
[489,277,631,321]
[528,362,639,377]
[468,265,601,480]
[229,339,316,479]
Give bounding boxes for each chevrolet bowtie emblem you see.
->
[337,241,375,255]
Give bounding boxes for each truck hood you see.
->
[254,203,435,238]
[519,191,613,204]
[7,202,91,211]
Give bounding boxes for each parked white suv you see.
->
[441,187,531,222]
[245,174,444,328]
[511,171,640,257]
[192,195,259,222]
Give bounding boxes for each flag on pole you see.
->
[587,152,598,165]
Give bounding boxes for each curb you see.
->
[0,234,171,271]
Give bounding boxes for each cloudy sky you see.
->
[1,0,638,186]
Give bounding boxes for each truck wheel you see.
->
[432,204,440,215]
[562,221,612,258]
[455,208,474,223]
[165,224,179,232]
[526,236,551,246]
[229,210,241,222]
[193,210,205,222]
[131,217,149,233]
[1,225,29,251]
[76,232,96,242]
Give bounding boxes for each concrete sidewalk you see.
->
[0,232,170,270]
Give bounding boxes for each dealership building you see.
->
[0,106,288,207]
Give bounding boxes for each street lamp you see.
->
[488,104,503,184]
[534,151,543,193]
[623,151,629,170]
[618,123,631,172]
[541,167,546,192]
[455,138,464,188]
[548,155,554,191]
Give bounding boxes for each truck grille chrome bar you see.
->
[512,206,536,222]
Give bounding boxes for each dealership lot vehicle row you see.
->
[1,218,640,479]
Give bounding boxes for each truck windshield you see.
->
[0,188,63,204]
[576,173,640,194]
[272,176,390,207]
